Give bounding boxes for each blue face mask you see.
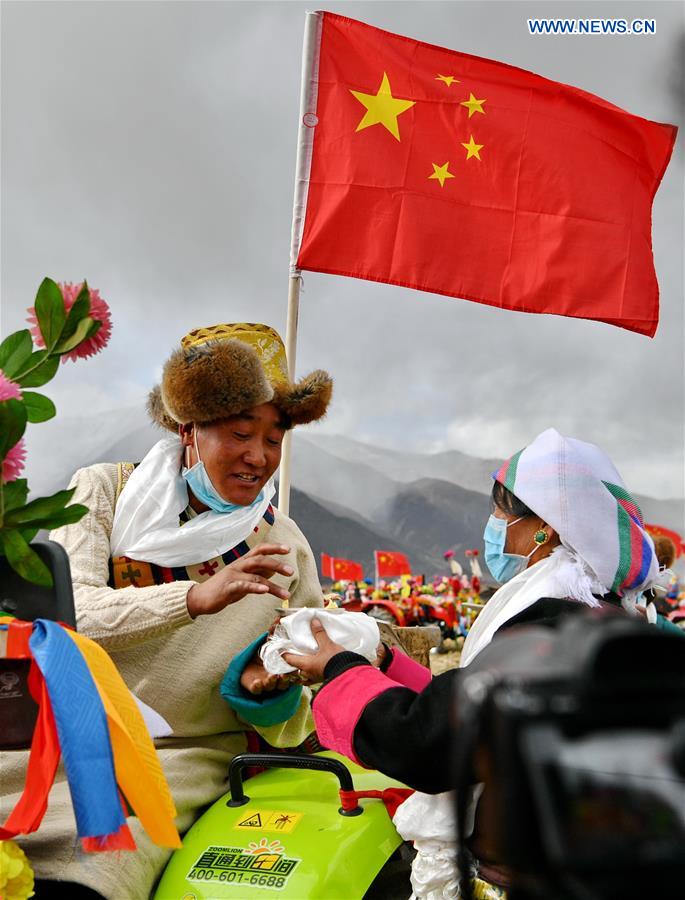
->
[182,430,264,514]
[483,514,538,584]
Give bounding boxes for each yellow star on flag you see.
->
[429,162,455,188]
[350,72,415,141]
[461,93,487,117]
[435,74,460,87]
[461,135,484,160]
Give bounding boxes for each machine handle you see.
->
[226,753,363,816]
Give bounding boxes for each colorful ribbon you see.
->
[66,629,180,848]
[0,661,60,839]
[29,619,127,840]
[0,616,180,852]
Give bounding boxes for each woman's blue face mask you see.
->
[483,514,538,584]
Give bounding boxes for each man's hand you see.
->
[239,656,300,695]
[282,617,345,683]
[187,543,294,618]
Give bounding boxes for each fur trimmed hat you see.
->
[148,323,332,431]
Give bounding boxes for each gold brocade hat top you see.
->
[181,323,290,388]
[148,322,332,431]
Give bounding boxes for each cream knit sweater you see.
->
[0,463,323,899]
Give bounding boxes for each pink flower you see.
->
[27,282,112,362]
[2,438,26,482]
[0,370,22,403]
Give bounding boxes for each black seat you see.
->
[0,540,76,750]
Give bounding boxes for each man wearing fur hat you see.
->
[2,324,332,899]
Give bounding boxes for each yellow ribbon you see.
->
[65,630,181,848]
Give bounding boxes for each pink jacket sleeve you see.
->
[312,650,432,766]
[384,647,432,692]
[313,666,403,765]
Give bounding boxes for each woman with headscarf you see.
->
[0,323,332,899]
[287,428,661,779]
[283,429,661,895]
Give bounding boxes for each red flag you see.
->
[375,550,411,578]
[294,12,676,336]
[321,552,333,578]
[321,552,364,581]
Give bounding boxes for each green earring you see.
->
[534,529,549,545]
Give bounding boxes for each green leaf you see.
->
[0,399,27,459]
[17,351,60,388]
[2,478,28,512]
[19,527,39,544]
[34,278,66,350]
[3,487,75,525]
[57,284,91,346]
[4,503,88,531]
[22,391,56,423]
[55,316,95,354]
[86,319,101,339]
[0,529,53,588]
[0,330,33,378]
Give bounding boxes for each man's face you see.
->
[183,402,286,507]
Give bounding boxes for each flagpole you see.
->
[278,275,300,516]
[278,10,323,517]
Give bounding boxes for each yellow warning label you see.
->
[237,812,263,828]
[234,810,302,833]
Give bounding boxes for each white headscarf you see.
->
[109,436,275,567]
[491,428,658,599]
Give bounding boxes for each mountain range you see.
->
[25,407,685,581]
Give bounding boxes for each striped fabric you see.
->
[109,504,276,590]
[493,449,523,493]
[603,481,654,594]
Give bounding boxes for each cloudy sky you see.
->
[2,1,683,502]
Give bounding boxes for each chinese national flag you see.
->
[321,552,364,581]
[375,550,411,578]
[294,12,676,336]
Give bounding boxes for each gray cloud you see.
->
[2,1,683,504]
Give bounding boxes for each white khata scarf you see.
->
[260,609,380,675]
[109,436,275,566]
[460,544,608,668]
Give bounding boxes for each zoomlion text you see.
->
[527,19,655,35]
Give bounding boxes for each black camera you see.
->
[452,612,685,900]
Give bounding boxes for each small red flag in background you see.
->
[295,12,676,336]
[321,552,364,581]
[375,550,411,578]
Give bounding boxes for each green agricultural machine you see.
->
[154,751,411,900]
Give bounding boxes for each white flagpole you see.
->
[278,10,323,517]
[278,276,300,516]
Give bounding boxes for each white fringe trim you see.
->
[552,543,605,607]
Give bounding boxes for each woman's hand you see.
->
[186,543,294,618]
[282,617,345,683]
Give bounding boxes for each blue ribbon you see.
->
[29,620,125,839]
